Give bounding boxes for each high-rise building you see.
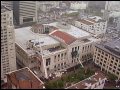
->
[2,1,60,25]
[1,5,16,79]
[2,1,38,25]
[19,1,38,25]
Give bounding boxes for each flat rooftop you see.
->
[95,38,120,58]
[45,22,91,39]
[6,67,44,89]
[66,72,106,89]
[15,26,60,55]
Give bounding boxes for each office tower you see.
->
[19,1,38,25]
[1,5,16,79]
[2,1,38,25]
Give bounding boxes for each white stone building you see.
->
[15,22,101,79]
[1,5,16,79]
[75,16,107,37]
[66,72,107,89]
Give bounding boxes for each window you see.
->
[46,58,50,66]
[83,47,84,51]
[72,48,74,51]
[102,51,104,55]
[112,57,114,60]
[114,66,116,69]
[113,69,115,73]
[78,46,79,50]
[65,53,66,56]
[118,68,120,71]
[110,64,112,66]
[61,53,63,57]
[111,61,113,63]
[116,59,118,62]
[116,71,119,76]
[103,64,105,67]
[109,67,112,70]
[105,57,107,60]
[98,50,101,53]
[115,63,117,66]
[101,55,103,58]
[54,65,56,68]
[97,57,99,59]
[31,61,34,63]
[105,54,108,56]
[104,61,106,63]
[58,54,60,58]
[75,47,77,50]
[98,54,100,56]
[72,60,73,63]
[47,68,49,71]
[58,64,60,67]
[54,56,56,59]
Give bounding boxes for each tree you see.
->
[108,73,117,81]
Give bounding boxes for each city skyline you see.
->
[1,1,120,89]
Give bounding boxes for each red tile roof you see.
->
[88,19,96,23]
[6,67,44,89]
[50,30,76,45]
[78,19,94,25]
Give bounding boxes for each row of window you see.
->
[54,53,66,59]
[54,62,66,68]
[72,46,79,51]
[95,48,119,63]
[82,44,92,53]
[95,59,120,75]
